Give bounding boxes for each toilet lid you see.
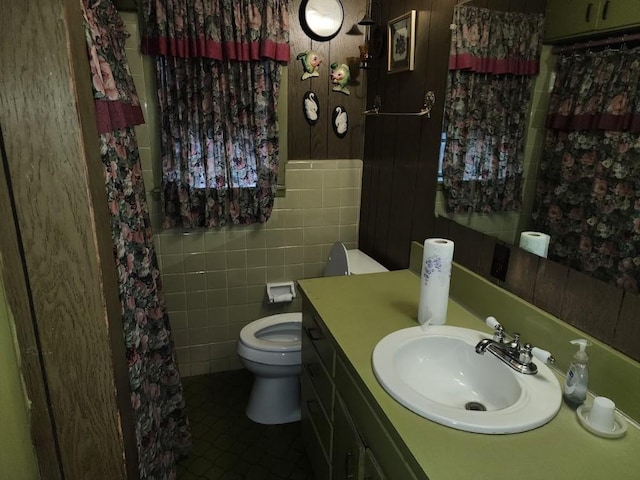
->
[324,241,350,276]
[239,312,302,352]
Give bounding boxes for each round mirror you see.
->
[300,0,344,42]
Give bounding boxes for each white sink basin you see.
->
[372,325,561,434]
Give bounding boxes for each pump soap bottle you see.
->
[563,339,591,409]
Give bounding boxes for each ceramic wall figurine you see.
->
[330,62,350,95]
[303,91,319,125]
[332,106,348,138]
[297,50,322,80]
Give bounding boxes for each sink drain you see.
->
[465,401,487,411]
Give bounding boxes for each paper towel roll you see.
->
[418,238,454,329]
[519,231,550,258]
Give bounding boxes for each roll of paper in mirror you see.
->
[519,231,550,258]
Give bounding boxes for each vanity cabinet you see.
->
[544,0,640,42]
[332,395,365,480]
[301,301,425,480]
[301,309,334,479]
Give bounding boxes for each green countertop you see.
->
[298,269,640,480]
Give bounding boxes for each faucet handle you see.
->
[485,316,506,342]
[531,347,555,364]
[493,325,505,342]
[485,316,501,330]
[519,343,533,364]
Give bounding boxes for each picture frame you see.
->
[387,10,416,74]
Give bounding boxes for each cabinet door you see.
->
[596,0,640,31]
[544,0,599,41]
[332,395,364,480]
[363,449,387,480]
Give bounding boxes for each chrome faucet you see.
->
[475,317,555,375]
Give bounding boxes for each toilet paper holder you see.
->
[266,281,296,303]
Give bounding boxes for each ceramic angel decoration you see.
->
[297,50,323,80]
[330,62,350,95]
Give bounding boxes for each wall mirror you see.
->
[426,0,639,362]
[299,0,344,41]
[437,1,639,296]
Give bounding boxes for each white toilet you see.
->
[236,242,387,424]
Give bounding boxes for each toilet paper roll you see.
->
[418,238,454,329]
[266,281,296,303]
[519,231,550,258]
[270,293,293,303]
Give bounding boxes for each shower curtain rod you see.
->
[551,32,640,54]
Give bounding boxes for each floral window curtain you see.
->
[82,2,191,479]
[442,6,544,213]
[531,48,640,293]
[141,0,290,228]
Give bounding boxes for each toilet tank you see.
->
[346,249,388,274]
[324,242,388,276]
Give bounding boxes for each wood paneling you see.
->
[478,234,499,279]
[0,0,138,477]
[288,4,313,159]
[448,221,485,273]
[360,0,456,270]
[288,0,367,160]
[614,293,640,361]
[504,248,540,303]
[560,270,623,344]
[533,258,570,317]
[386,118,422,267]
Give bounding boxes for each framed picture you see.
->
[387,10,416,74]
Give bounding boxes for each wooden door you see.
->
[0,0,139,477]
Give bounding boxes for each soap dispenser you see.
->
[563,339,591,409]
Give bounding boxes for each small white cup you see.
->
[589,396,616,432]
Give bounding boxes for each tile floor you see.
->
[177,369,315,480]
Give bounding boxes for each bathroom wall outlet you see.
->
[490,244,510,282]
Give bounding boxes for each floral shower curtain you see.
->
[442,6,544,213]
[82,2,190,479]
[531,48,640,293]
[141,0,290,228]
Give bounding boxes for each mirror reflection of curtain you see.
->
[442,6,544,213]
[141,0,290,228]
[531,48,640,293]
[82,1,191,478]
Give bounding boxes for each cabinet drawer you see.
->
[301,388,331,480]
[364,448,387,480]
[301,368,333,458]
[335,357,424,480]
[302,309,335,375]
[302,332,334,414]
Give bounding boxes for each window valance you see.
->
[448,6,544,76]
[141,0,290,62]
[546,48,640,133]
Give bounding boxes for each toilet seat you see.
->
[239,312,302,352]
